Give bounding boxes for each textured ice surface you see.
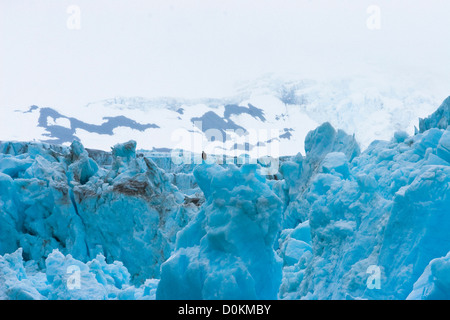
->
[276,117,450,299]
[419,96,450,133]
[157,163,282,299]
[0,140,193,286]
[1,96,450,299]
[0,248,158,300]
[407,251,450,300]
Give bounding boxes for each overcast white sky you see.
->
[1,0,450,111]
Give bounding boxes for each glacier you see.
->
[0,96,449,300]
[157,163,282,300]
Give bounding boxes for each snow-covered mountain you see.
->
[4,75,444,158]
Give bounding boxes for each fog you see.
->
[1,0,449,112]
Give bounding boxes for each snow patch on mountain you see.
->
[4,75,445,157]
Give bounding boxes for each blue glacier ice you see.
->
[275,121,450,299]
[0,139,193,287]
[156,163,283,300]
[0,96,450,300]
[0,248,158,300]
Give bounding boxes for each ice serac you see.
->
[0,248,158,300]
[279,122,360,229]
[156,163,283,300]
[277,107,450,299]
[407,251,450,300]
[419,96,450,133]
[0,139,191,284]
[68,140,190,282]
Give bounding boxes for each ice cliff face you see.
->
[157,163,282,300]
[275,96,450,300]
[0,139,194,287]
[419,96,450,133]
[0,96,449,300]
